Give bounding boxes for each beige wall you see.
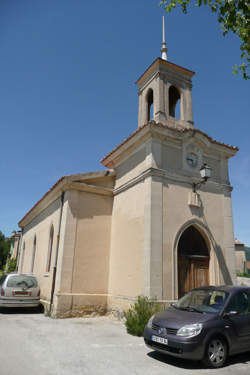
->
[235,250,246,273]
[162,181,235,300]
[52,188,113,317]
[162,144,182,171]
[19,197,64,302]
[115,146,146,188]
[108,181,145,312]
[72,190,112,294]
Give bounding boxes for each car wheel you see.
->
[202,337,227,368]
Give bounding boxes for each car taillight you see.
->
[37,289,40,297]
[0,288,4,296]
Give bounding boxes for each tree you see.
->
[0,231,11,269]
[160,0,250,79]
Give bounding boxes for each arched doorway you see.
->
[178,226,209,298]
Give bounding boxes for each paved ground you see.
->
[0,309,250,375]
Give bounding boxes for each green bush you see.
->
[237,272,250,278]
[0,269,5,279]
[6,258,17,273]
[123,296,163,336]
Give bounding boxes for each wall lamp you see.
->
[193,163,212,192]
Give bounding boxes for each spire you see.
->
[161,16,168,61]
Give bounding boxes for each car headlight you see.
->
[177,323,202,337]
[147,315,155,329]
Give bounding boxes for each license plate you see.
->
[152,335,168,345]
[14,291,29,296]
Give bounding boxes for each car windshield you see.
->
[7,275,38,289]
[174,289,228,314]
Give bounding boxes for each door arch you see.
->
[178,225,210,298]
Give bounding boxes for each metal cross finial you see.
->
[161,16,168,61]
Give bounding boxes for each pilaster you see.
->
[143,175,163,299]
[222,189,236,284]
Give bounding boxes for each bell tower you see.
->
[136,17,195,129]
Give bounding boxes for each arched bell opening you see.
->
[177,225,210,298]
[169,85,181,119]
[146,88,154,121]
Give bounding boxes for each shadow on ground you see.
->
[0,305,44,315]
[147,350,250,370]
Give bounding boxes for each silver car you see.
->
[0,273,40,308]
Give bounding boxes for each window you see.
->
[7,275,38,288]
[169,86,181,118]
[46,225,54,272]
[146,89,154,121]
[31,236,36,273]
[226,292,250,314]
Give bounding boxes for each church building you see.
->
[17,19,238,317]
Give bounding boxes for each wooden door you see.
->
[178,256,190,297]
[178,256,209,298]
[193,258,209,288]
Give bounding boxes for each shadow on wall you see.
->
[163,176,233,285]
[193,194,233,285]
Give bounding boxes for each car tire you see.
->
[202,337,227,368]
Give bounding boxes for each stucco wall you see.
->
[162,181,235,300]
[19,197,64,302]
[235,250,246,273]
[162,144,182,172]
[108,181,145,312]
[71,190,113,295]
[53,188,113,317]
[115,146,146,188]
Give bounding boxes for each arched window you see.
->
[31,236,36,273]
[146,89,154,121]
[169,86,181,118]
[46,225,54,272]
[21,242,25,273]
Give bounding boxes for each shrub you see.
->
[237,272,250,278]
[123,295,163,336]
[6,258,17,273]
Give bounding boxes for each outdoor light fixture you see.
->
[192,163,212,192]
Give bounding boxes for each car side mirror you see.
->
[224,310,239,318]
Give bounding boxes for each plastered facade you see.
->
[18,58,238,317]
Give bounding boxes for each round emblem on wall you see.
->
[186,152,198,168]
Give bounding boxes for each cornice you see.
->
[114,167,233,196]
[19,170,114,228]
[69,182,113,196]
[136,58,195,87]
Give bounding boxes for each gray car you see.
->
[0,273,40,308]
[144,286,250,368]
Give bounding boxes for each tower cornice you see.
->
[136,58,195,87]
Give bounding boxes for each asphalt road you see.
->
[0,310,250,375]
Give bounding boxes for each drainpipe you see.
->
[49,191,65,314]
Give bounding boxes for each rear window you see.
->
[7,275,38,288]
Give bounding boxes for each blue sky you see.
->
[0,0,249,245]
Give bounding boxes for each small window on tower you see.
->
[146,89,154,121]
[169,86,181,119]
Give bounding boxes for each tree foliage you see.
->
[0,231,11,269]
[160,0,250,79]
